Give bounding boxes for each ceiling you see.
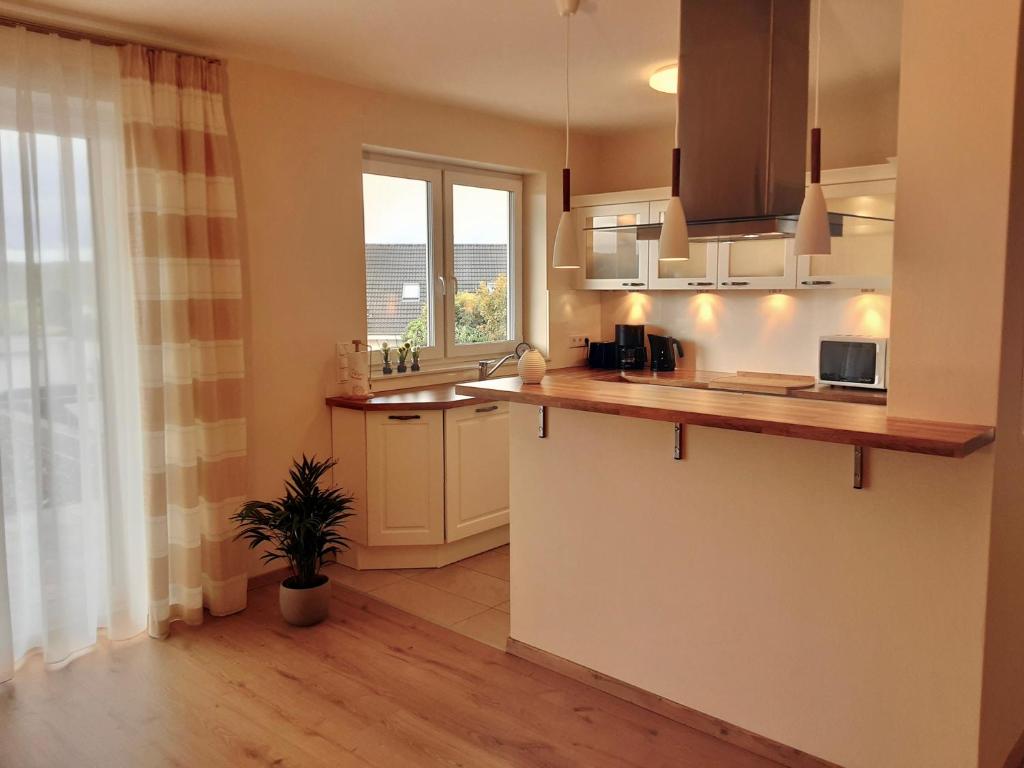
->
[1,0,901,133]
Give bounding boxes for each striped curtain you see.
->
[119,45,248,637]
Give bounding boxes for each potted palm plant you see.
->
[232,455,354,626]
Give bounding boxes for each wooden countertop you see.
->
[455,370,994,458]
[325,384,485,411]
[621,369,889,405]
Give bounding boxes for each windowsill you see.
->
[368,360,512,392]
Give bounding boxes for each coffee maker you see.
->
[615,324,647,370]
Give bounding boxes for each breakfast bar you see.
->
[456,369,994,458]
[456,369,998,767]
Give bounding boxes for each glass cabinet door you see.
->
[647,199,718,289]
[577,202,650,289]
[797,192,894,290]
[717,237,797,289]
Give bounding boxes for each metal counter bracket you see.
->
[538,406,547,438]
[674,423,685,460]
[853,446,865,489]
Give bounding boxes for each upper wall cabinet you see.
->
[571,163,895,292]
[576,202,650,290]
[648,199,719,290]
[717,238,797,290]
[796,172,896,291]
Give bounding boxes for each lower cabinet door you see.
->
[366,410,444,546]
[444,402,510,542]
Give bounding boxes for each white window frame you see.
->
[443,168,524,360]
[362,155,524,368]
[362,157,444,365]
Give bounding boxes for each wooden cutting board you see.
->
[707,371,816,395]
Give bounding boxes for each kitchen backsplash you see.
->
[601,290,891,375]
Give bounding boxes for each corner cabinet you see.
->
[576,202,650,290]
[365,411,445,546]
[330,401,510,569]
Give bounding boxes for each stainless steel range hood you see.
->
[678,0,818,239]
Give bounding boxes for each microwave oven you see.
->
[818,336,888,390]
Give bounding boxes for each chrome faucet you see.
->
[478,342,532,380]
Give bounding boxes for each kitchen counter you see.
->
[456,369,993,457]
[325,384,485,411]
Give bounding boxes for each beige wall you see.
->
[978,8,1024,765]
[226,59,602,574]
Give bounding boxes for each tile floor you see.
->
[324,544,510,649]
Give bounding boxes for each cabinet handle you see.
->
[475,405,499,413]
[621,282,645,287]
[720,281,750,286]
[801,280,834,286]
[687,281,714,287]
[388,414,421,421]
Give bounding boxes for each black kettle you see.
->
[648,334,684,372]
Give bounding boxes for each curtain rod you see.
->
[0,14,222,63]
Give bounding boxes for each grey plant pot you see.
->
[279,575,330,626]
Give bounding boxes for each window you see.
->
[362,156,523,366]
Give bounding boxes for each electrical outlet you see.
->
[568,335,587,348]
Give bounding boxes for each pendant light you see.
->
[794,0,831,257]
[658,0,689,262]
[552,0,581,269]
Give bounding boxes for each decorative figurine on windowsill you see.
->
[397,342,411,373]
[411,345,421,372]
[381,341,393,375]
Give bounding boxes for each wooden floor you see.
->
[0,584,783,768]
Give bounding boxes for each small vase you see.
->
[397,362,407,373]
[279,574,330,626]
[411,360,420,372]
[382,361,392,374]
[518,349,547,384]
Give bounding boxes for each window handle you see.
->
[437,275,446,296]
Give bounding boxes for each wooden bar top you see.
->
[455,370,994,458]
[326,384,485,411]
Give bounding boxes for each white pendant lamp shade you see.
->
[552,209,579,268]
[552,0,581,269]
[659,1,689,262]
[795,0,831,257]
[794,181,830,255]
[659,194,689,261]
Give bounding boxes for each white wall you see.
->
[600,290,890,375]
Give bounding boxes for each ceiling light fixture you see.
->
[658,1,689,262]
[649,64,677,94]
[552,0,581,269]
[794,0,831,258]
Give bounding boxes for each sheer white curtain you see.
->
[0,27,145,681]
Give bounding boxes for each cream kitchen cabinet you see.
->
[716,238,797,290]
[330,397,510,570]
[444,402,510,542]
[365,410,445,546]
[576,202,651,290]
[795,171,896,291]
[647,199,719,290]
